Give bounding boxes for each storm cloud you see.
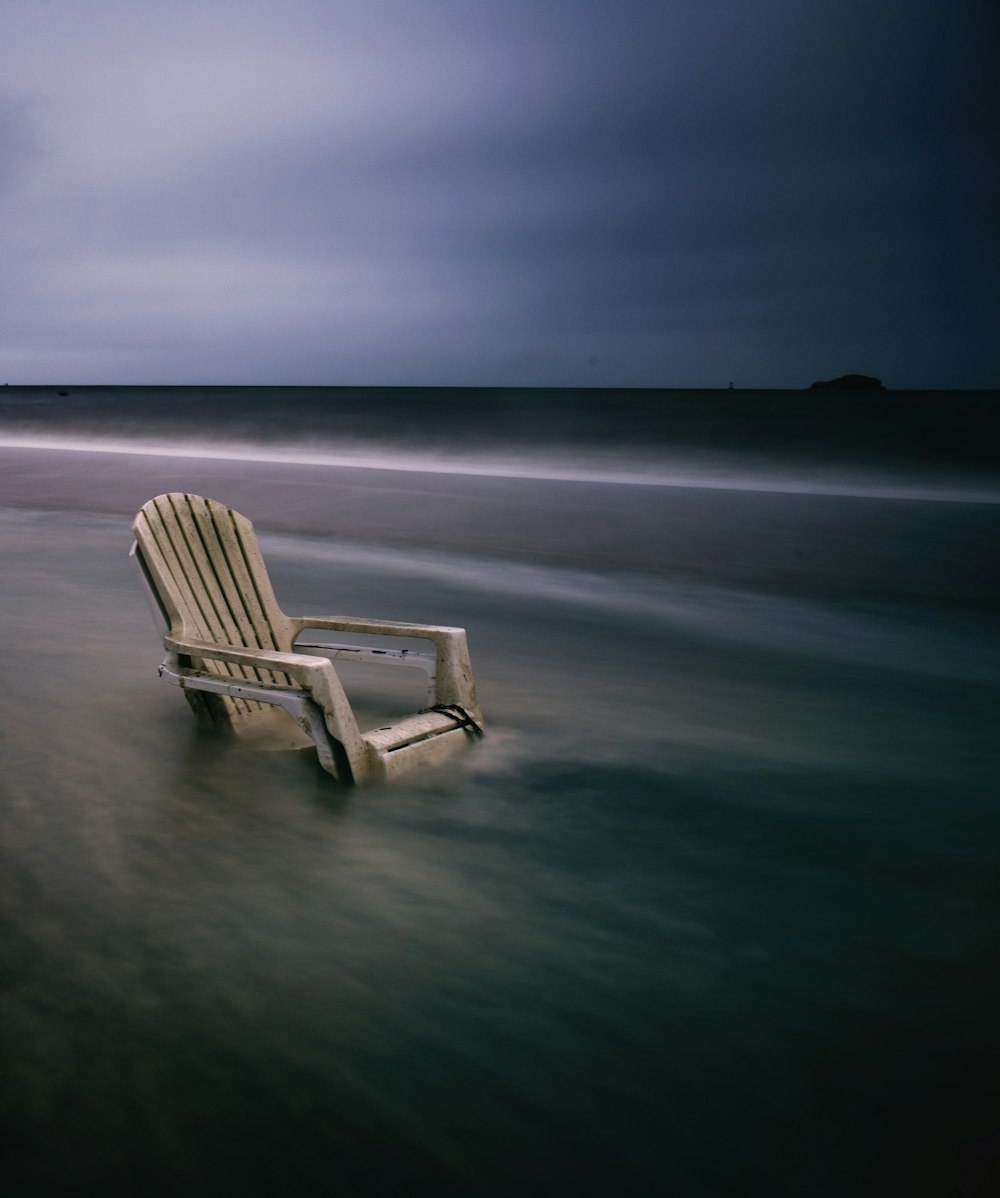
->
[1,0,995,386]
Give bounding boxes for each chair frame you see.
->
[132,493,483,785]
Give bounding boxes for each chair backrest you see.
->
[133,493,296,693]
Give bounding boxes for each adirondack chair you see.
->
[131,493,484,785]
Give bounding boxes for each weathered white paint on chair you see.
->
[132,493,483,785]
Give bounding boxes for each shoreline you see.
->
[1,435,997,501]
[2,384,998,470]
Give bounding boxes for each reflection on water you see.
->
[2,479,1000,1196]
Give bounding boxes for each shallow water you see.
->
[2,389,1000,1196]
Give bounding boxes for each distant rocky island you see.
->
[809,374,885,390]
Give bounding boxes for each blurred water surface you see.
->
[2,387,999,1196]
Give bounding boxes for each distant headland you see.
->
[809,374,885,390]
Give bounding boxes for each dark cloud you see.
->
[0,0,995,385]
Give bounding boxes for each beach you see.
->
[2,387,999,1196]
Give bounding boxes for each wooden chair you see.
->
[131,493,484,784]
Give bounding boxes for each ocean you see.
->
[1,385,999,1196]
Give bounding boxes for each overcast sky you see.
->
[2,0,996,388]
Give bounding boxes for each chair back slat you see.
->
[186,496,287,647]
[133,493,295,695]
[135,496,253,709]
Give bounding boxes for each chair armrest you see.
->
[163,634,365,755]
[164,634,322,676]
[287,615,464,644]
[287,617,481,718]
